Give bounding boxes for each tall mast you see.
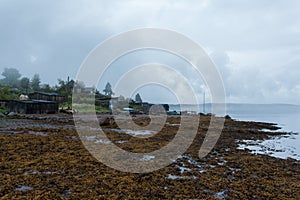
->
[203,90,205,114]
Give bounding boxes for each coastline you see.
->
[0,114,299,199]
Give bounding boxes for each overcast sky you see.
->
[1,0,300,104]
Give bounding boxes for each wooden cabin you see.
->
[96,97,119,108]
[29,92,65,103]
[0,100,9,108]
[8,100,58,114]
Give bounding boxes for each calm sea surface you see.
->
[169,104,300,160]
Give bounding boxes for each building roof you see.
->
[9,100,58,104]
[29,91,64,97]
[97,97,118,100]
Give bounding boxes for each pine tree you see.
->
[135,93,142,103]
[103,82,114,96]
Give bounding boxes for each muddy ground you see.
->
[0,114,299,199]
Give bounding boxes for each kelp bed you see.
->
[0,114,299,199]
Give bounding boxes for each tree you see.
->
[118,95,125,101]
[0,85,18,100]
[75,81,85,89]
[56,78,74,106]
[103,82,114,96]
[40,84,55,93]
[135,93,142,103]
[56,79,67,95]
[1,68,21,87]
[31,74,40,91]
[20,77,30,93]
[68,79,75,91]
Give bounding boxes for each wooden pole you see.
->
[203,90,205,114]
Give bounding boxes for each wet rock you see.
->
[99,117,113,126]
[7,112,17,116]
[225,115,231,119]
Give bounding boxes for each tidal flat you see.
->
[0,114,299,199]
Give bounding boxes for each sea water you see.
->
[169,104,300,160]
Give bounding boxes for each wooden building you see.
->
[95,96,119,109]
[8,100,59,114]
[0,100,9,108]
[29,92,65,103]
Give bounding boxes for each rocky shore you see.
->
[0,114,299,199]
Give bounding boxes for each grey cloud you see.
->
[0,0,300,104]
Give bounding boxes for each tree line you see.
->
[0,68,78,101]
[0,67,144,106]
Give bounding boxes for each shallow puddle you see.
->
[15,186,33,191]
